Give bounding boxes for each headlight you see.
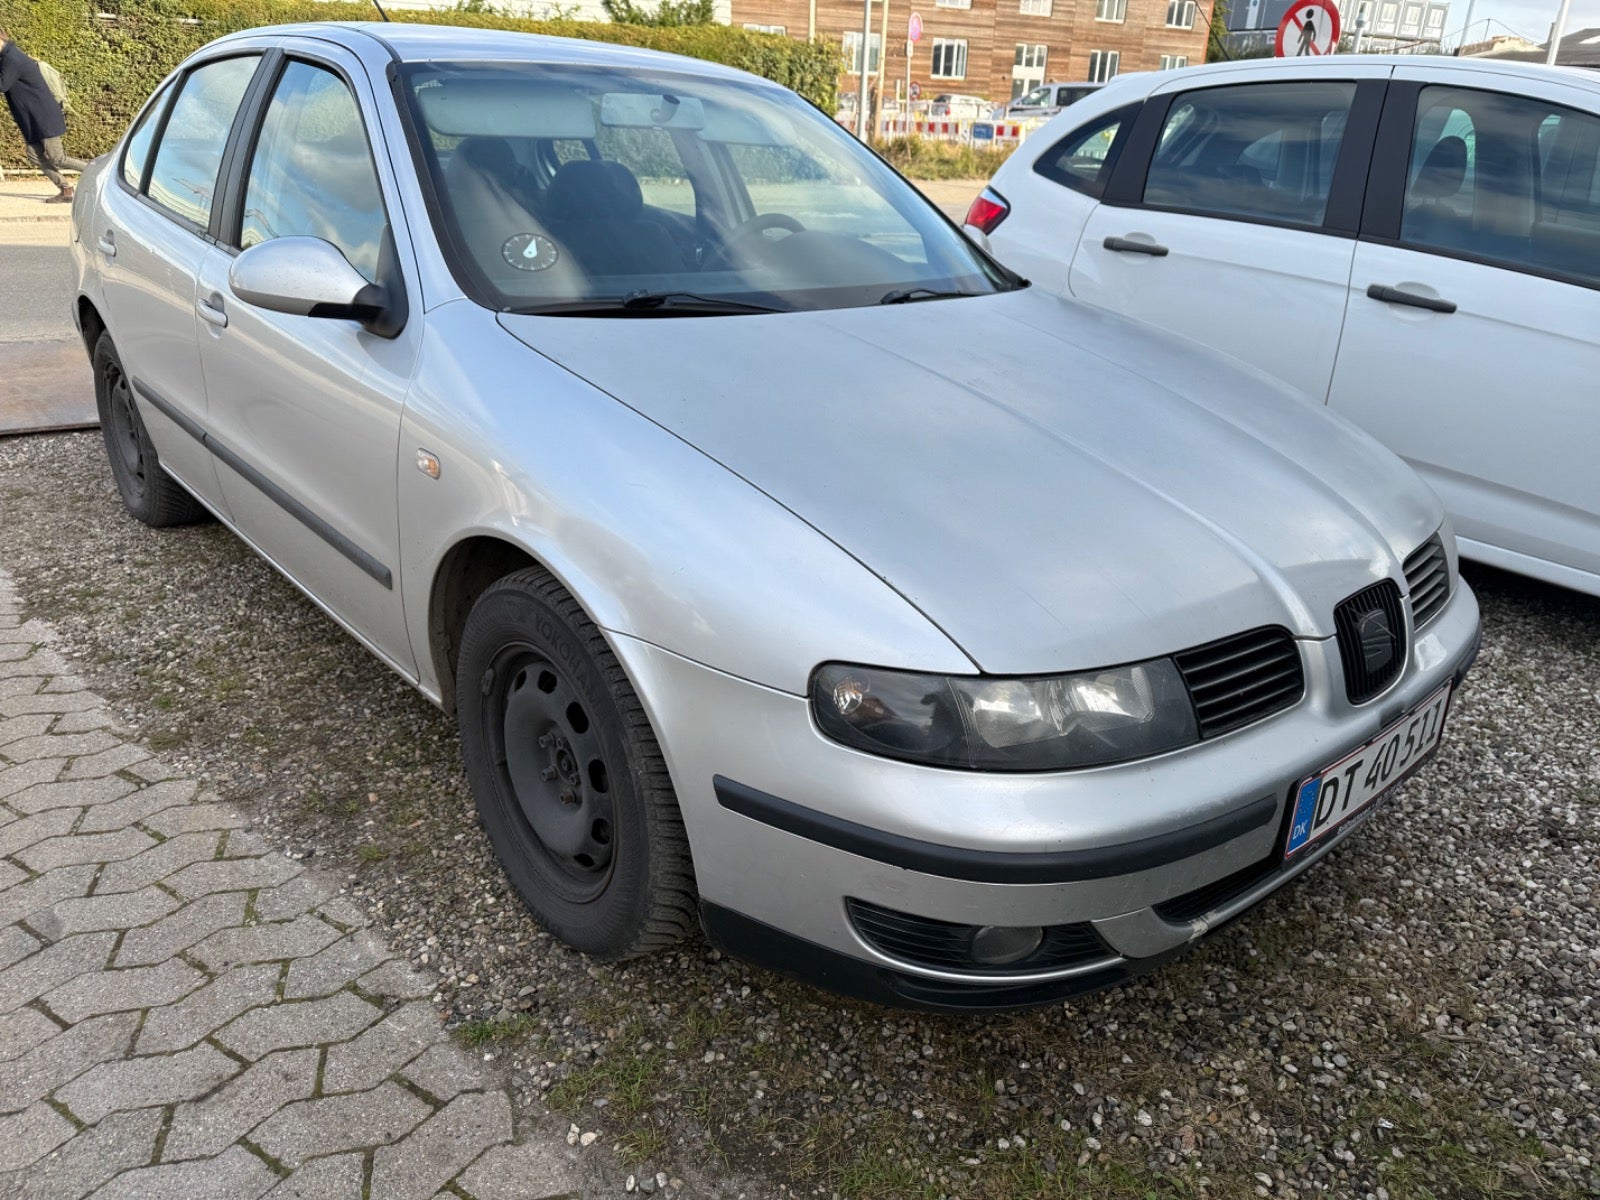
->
[810,659,1198,771]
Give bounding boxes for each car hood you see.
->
[498,289,1442,675]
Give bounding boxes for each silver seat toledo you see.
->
[70,22,1481,1010]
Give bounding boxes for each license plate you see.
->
[1284,683,1452,857]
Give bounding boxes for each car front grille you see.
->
[846,899,1113,976]
[1403,535,1450,629]
[1173,626,1305,739]
[1333,580,1406,704]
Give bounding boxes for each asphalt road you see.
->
[0,243,76,343]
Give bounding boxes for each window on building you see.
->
[1399,2,1423,35]
[1012,43,1048,97]
[1423,6,1445,32]
[1096,0,1127,22]
[937,0,973,8]
[1160,54,1189,69]
[1378,2,1399,30]
[931,39,968,79]
[1087,49,1120,82]
[842,31,883,75]
[1020,0,1054,13]
[1165,0,1197,27]
[743,23,787,33]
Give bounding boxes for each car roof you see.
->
[1146,53,1600,97]
[207,20,766,85]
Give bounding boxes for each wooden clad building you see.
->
[730,0,1210,107]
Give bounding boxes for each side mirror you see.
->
[229,237,399,336]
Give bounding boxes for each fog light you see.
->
[969,924,1045,966]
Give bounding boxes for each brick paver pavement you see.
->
[0,568,589,1199]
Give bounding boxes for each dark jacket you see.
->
[0,41,66,144]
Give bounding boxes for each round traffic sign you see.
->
[908,11,923,42]
[1275,0,1341,56]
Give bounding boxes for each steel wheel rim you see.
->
[106,364,145,490]
[488,644,617,904]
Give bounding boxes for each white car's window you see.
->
[401,62,1011,313]
[121,79,175,193]
[1017,86,1050,108]
[144,56,260,231]
[239,61,388,282]
[1032,104,1136,197]
[1145,81,1356,227]
[1401,85,1600,288]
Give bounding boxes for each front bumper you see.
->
[612,581,1481,1011]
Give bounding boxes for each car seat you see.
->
[1403,135,1472,252]
[544,160,685,277]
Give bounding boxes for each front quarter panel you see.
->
[398,302,975,703]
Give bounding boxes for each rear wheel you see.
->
[93,333,207,527]
[457,567,696,959]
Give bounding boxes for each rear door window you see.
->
[1144,81,1357,227]
[121,80,176,192]
[1400,85,1600,287]
[144,56,260,231]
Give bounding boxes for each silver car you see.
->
[70,23,1480,1010]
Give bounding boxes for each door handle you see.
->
[1366,283,1456,314]
[96,231,116,258]
[197,294,229,329]
[1103,235,1169,257]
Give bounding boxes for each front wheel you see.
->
[92,333,207,527]
[456,567,696,959]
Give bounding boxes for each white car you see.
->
[970,56,1600,598]
[1005,81,1102,121]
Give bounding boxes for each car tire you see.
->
[457,566,697,960]
[93,333,208,527]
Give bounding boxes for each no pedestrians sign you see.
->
[1275,0,1341,56]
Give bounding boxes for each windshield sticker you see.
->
[502,233,559,272]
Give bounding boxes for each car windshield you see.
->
[399,61,1014,314]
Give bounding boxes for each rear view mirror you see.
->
[229,237,398,336]
[600,92,706,130]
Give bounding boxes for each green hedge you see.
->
[0,0,839,169]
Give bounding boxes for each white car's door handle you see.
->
[1103,235,1168,257]
[96,231,116,258]
[1366,283,1456,314]
[197,294,229,329]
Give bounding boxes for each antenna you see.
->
[372,0,391,19]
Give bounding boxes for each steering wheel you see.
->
[723,212,805,257]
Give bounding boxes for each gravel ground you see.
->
[1,429,1595,1200]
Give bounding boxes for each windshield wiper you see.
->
[507,291,785,317]
[879,287,983,305]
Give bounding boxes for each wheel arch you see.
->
[427,534,544,716]
[76,297,107,362]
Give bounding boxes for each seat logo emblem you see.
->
[1356,608,1395,673]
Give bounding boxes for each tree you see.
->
[1206,0,1231,62]
[601,0,716,25]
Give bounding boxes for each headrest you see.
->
[548,160,644,222]
[1412,135,1467,202]
[459,136,517,175]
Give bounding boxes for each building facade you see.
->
[730,0,1211,105]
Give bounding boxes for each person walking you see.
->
[0,27,84,203]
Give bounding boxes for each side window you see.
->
[1144,81,1357,227]
[1400,85,1600,287]
[121,80,175,192]
[239,61,387,282]
[1033,104,1136,197]
[145,56,260,230]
